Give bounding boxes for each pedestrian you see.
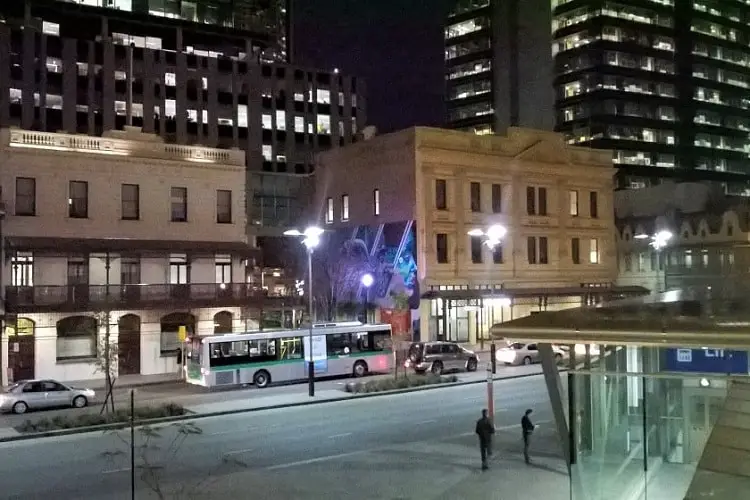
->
[475,408,495,470]
[521,408,535,464]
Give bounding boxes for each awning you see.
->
[421,285,649,300]
[5,237,261,258]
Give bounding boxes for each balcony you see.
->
[5,284,305,314]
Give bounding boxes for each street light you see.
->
[635,230,672,292]
[361,273,374,323]
[284,226,324,397]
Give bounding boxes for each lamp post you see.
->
[635,230,672,292]
[361,273,374,323]
[284,226,324,397]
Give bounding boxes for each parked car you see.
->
[0,380,95,414]
[495,342,566,366]
[404,341,479,375]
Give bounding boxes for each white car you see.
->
[495,343,566,366]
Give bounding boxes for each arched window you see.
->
[56,316,97,361]
[160,313,195,355]
[213,311,233,334]
[15,318,35,336]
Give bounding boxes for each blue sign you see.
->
[314,359,328,374]
[664,348,748,374]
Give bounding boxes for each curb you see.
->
[0,369,558,443]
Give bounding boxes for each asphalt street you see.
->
[0,374,565,500]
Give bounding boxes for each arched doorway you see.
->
[159,312,195,356]
[213,311,233,334]
[118,314,141,376]
[8,318,35,382]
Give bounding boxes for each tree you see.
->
[93,310,117,414]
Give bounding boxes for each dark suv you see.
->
[404,341,479,375]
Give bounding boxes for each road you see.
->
[0,374,569,500]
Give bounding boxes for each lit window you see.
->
[317,114,331,134]
[262,145,272,161]
[326,198,334,224]
[569,190,579,216]
[262,114,272,129]
[165,99,176,118]
[276,110,286,131]
[317,89,331,104]
[295,116,304,132]
[341,194,349,221]
[164,73,176,86]
[373,189,380,216]
[238,105,248,128]
[589,238,599,264]
[42,21,59,36]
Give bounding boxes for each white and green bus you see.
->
[185,322,393,388]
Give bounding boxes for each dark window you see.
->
[171,187,187,222]
[436,233,449,263]
[539,237,548,264]
[68,181,88,218]
[470,182,481,212]
[527,236,537,264]
[538,187,547,216]
[121,184,139,220]
[470,236,483,263]
[492,245,503,264]
[121,258,140,284]
[67,258,88,285]
[571,238,580,264]
[436,179,447,210]
[491,184,502,213]
[589,191,598,218]
[15,177,36,216]
[216,189,232,223]
[526,186,535,215]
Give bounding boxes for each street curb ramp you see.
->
[0,369,556,443]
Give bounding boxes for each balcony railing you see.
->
[5,284,305,313]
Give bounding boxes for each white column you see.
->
[1,326,7,386]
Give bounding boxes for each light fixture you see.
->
[699,377,710,388]
[361,273,374,288]
[634,233,649,239]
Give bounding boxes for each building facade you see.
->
[553,0,750,190]
[444,0,554,135]
[0,126,302,385]
[315,127,631,343]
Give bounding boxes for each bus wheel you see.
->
[253,370,271,388]
[353,361,369,378]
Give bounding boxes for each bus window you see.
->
[326,334,352,356]
[369,330,391,351]
[280,337,303,360]
[248,339,276,362]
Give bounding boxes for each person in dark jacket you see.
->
[521,408,535,464]
[475,409,495,470]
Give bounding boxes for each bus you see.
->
[185,322,393,388]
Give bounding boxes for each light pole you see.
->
[635,230,672,292]
[284,226,324,397]
[361,273,374,323]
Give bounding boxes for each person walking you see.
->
[475,408,495,470]
[521,408,535,464]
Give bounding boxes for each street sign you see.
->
[664,348,748,374]
[178,325,187,342]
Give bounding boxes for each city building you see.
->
[616,182,750,298]
[553,0,750,191]
[0,126,302,385]
[314,126,642,343]
[0,0,366,234]
[444,0,554,135]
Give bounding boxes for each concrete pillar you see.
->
[539,342,570,465]
[1,326,7,386]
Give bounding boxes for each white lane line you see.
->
[266,450,366,470]
[327,432,352,439]
[102,468,130,474]
[224,448,255,456]
[208,430,237,436]
[417,419,437,424]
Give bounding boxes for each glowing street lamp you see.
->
[634,230,673,292]
[467,224,508,250]
[361,273,374,323]
[284,226,324,397]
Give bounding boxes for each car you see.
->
[404,341,479,375]
[0,380,96,414]
[495,342,566,366]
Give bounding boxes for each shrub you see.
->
[16,403,187,434]
[345,374,458,394]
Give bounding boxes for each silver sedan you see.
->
[0,380,96,414]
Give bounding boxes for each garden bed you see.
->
[344,374,459,394]
[16,403,186,433]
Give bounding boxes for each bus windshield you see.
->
[187,338,201,366]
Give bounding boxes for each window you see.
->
[11,253,33,286]
[15,177,36,216]
[526,186,535,215]
[436,179,447,210]
[527,236,537,264]
[527,236,548,264]
[589,191,599,218]
[325,197,334,224]
[491,184,502,213]
[539,237,548,264]
[56,316,97,361]
[341,194,350,221]
[68,181,88,218]
[121,184,139,220]
[589,238,600,263]
[526,186,547,215]
[492,245,503,264]
[571,238,580,264]
[436,233,449,263]
[470,236,483,263]
[169,254,188,284]
[373,189,380,216]
[569,190,579,216]
[470,182,481,212]
[67,257,88,285]
[171,187,187,222]
[539,188,547,215]
[216,190,232,224]
[215,255,231,284]
[120,257,140,285]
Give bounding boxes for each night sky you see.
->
[292,0,449,133]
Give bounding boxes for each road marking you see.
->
[207,430,237,436]
[224,448,255,457]
[266,450,366,470]
[327,432,352,439]
[417,419,437,424]
[102,468,130,474]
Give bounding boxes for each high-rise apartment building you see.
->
[444,0,554,135]
[553,0,750,190]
